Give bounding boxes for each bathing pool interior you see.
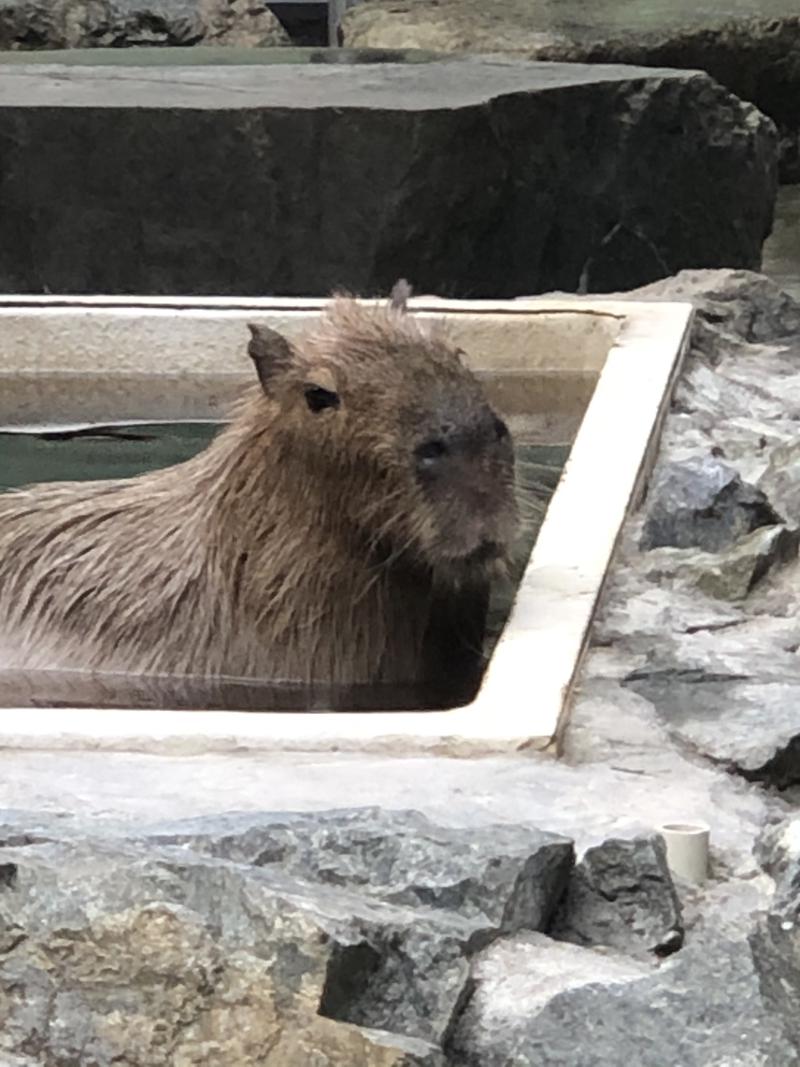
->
[0,295,692,755]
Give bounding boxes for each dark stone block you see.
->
[0,56,777,296]
[550,834,683,958]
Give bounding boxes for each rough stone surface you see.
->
[589,269,800,793]
[0,58,777,296]
[640,454,779,552]
[638,524,799,601]
[447,931,798,1066]
[0,0,289,49]
[756,813,800,900]
[140,808,573,934]
[746,816,800,1052]
[0,873,450,1066]
[550,835,684,959]
[760,439,800,530]
[627,666,800,787]
[750,911,800,1055]
[342,0,800,181]
[0,743,783,1065]
[0,809,572,1063]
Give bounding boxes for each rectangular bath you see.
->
[0,294,692,756]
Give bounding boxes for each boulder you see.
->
[447,931,797,1066]
[550,835,684,959]
[641,455,779,552]
[140,807,573,933]
[763,185,800,303]
[623,611,800,789]
[0,0,289,49]
[627,667,800,789]
[0,57,777,296]
[0,809,573,1063]
[756,813,800,901]
[751,912,800,1054]
[342,0,800,181]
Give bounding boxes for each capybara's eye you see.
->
[304,386,340,414]
[415,438,448,468]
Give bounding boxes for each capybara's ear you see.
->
[247,324,295,393]
[389,279,413,313]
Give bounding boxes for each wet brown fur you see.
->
[0,289,517,688]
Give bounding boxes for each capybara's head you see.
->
[246,283,517,581]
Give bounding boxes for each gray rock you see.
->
[660,415,797,489]
[617,578,800,787]
[343,0,800,180]
[0,838,459,1061]
[0,809,574,1060]
[674,360,788,424]
[641,455,779,552]
[0,0,289,49]
[641,524,799,601]
[550,835,683,959]
[750,911,800,1054]
[628,272,800,490]
[626,670,800,789]
[593,572,746,648]
[755,812,800,900]
[629,268,800,346]
[745,816,800,1050]
[634,612,800,678]
[0,58,776,296]
[447,931,798,1066]
[141,807,574,934]
[760,439,800,529]
[764,183,800,303]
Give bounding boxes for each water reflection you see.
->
[0,668,474,713]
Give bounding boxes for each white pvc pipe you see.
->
[659,822,710,884]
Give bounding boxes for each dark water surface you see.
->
[0,421,222,491]
[0,421,568,711]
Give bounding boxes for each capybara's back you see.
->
[0,285,517,692]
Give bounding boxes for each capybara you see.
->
[0,284,517,696]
